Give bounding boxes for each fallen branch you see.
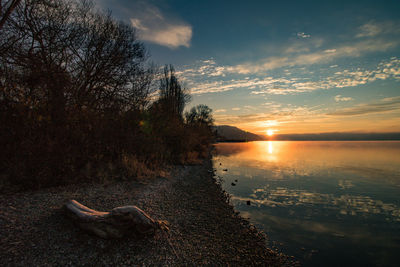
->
[63,199,169,239]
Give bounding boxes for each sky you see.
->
[97,0,400,135]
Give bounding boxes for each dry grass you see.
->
[121,154,169,181]
[182,151,202,165]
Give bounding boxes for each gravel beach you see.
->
[0,157,292,266]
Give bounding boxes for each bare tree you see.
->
[185,104,214,126]
[0,0,155,186]
[158,65,191,117]
[1,0,152,118]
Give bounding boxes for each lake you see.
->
[212,141,400,266]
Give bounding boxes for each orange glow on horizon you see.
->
[215,113,400,136]
[267,129,274,136]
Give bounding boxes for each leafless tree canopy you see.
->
[158,65,191,117]
[0,0,154,117]
[0,0,214,191]
[0,0,21,29]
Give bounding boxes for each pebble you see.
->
[0,159,292,266]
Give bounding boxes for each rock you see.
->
[231,183,236,186]
[223,169,228,172]
[246,201,251,206]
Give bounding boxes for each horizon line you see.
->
[262,132,400,141]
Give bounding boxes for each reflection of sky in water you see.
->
[213,141,400,266]
[232,188,400,220]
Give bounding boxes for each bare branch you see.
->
[0,0,21,30]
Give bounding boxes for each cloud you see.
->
[188,77,292,94]
[229,39,398,74]
[177,59,230,78]
[335,95,353,102]
[214,109,227,113]
[179,57,400,95]
[129,4,192,48]
[212,104,326,131]
[250,57,400,95]
[232,107,241,111]
[297,32,311,38]
[356,21,400,38]
[328,96,400,116]
[262,102,282,112]
[356,22,383,38]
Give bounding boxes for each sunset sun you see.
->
[267,129,274,136]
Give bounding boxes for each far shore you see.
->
[217,138,400,142]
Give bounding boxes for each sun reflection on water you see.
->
[268,141,273,154]
[214,141,400,180]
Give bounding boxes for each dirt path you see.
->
[0,158,291,266]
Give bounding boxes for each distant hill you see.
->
[214,125,266,142]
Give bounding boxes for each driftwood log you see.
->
[64,199,169,239]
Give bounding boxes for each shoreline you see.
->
[0,157,291,266]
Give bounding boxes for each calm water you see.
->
[212,141,400,267]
